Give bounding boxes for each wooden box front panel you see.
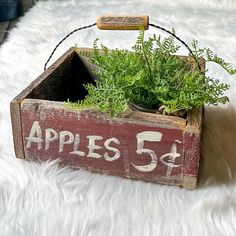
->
[21,99,185,186]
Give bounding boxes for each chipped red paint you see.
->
[20,99,189,186]
[183,131,201,178]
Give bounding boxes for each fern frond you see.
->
[70,29,234,117]
[206,48,236,75]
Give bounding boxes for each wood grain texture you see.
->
[183,107,203,190]
[121,108,186,130]
[10,99,25,159]
[97,15,149,30]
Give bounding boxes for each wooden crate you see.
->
[10,47,203,190]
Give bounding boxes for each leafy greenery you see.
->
[69,30,235,117]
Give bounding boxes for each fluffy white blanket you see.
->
[1,0,236,235]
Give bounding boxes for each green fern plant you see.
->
[69,30,235,117]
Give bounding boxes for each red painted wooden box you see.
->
[10,47,203,190]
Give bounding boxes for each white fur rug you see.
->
[1,0,236,235]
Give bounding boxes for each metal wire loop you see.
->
[44,23,97,71]
[44,21,202,71]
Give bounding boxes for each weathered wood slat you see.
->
[10,99,25,159]
[182,96,204,189]
[121,108,186,130]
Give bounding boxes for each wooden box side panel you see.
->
[183,107,203,189]
[183,132,201,189]
[20,99,186,186]
[10,100,25,159]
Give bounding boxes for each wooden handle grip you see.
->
[97,15,149,30]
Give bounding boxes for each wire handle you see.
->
[44,15,200,71]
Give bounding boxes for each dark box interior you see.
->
[26,50,96,102]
